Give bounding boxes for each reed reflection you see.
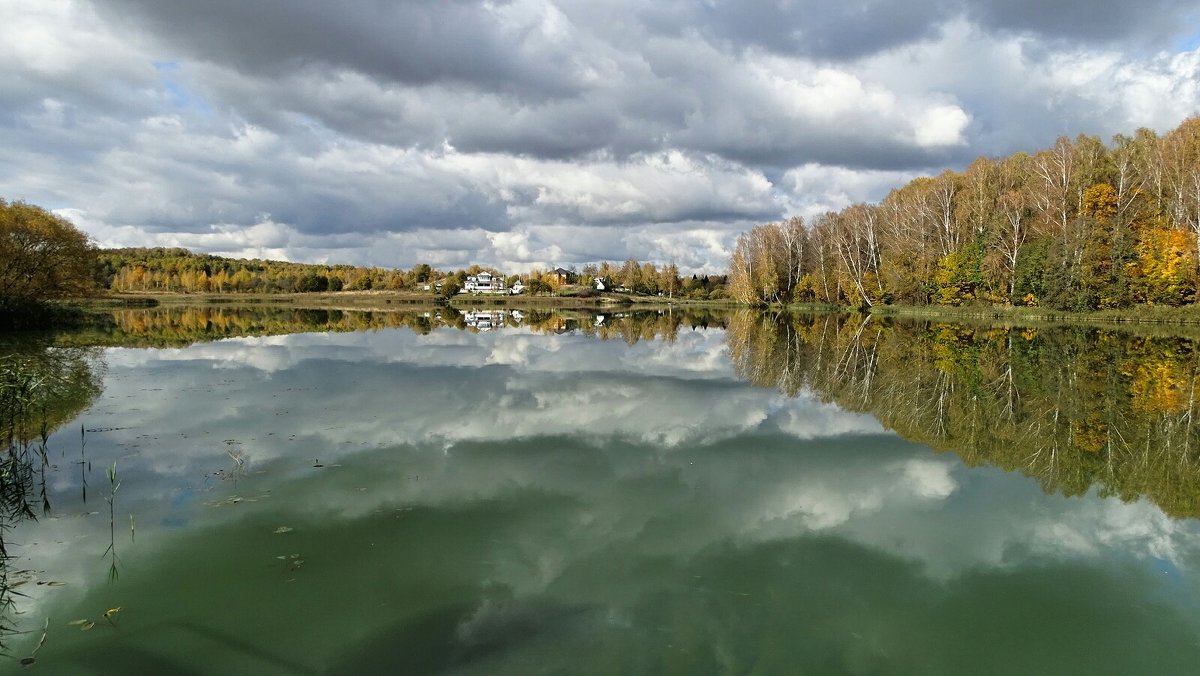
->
[0,342,104,648]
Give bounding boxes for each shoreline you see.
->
[865,303,1200,328]
[71,291,739,313]
[49,293,1200,333]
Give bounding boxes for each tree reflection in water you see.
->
[24,304,1200,525]
[61,303,1200,521]
[727,311,1200,518]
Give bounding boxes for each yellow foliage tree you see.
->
[0,199,96,313]
[1081,183,1118,223]
[1127,223,1196,305]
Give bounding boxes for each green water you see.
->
[2,307,1200,674]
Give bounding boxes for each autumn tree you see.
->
[0,199,97,316]
[992,153,1033,298]
[729,223,791,304]
[1161,117,1200,269]
[831,204,885,307]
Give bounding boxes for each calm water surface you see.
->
[2,307,1200,674]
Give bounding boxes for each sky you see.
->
[2,0,1199,273]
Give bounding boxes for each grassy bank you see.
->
[82,291,441,311]
[868,303,1200,326]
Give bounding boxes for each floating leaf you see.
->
[81,621,95,631]
[273,526,293,534]
[104,607,122,620]
[67,619,90,626]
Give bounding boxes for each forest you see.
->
[728,117,1200,311]
[97,247,427,294]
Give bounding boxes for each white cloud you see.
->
[913,104,971,147]
[3,0,1200,272]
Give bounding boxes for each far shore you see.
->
[76,291,739,312]
[60,293,1200,335]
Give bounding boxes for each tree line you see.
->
[97,248,728,300]
[729,117,1200,311]
[2,196,727,323]
[98,247,428,294]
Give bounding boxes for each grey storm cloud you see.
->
[966,0,1199,45]
[644,0,953,61]
[94,0,583,98]
[653,0,1199,58]
[2,0,1198,271]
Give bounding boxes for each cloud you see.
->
[95,0,586,98]
[2,0,1199,271]
[644,0,953,61]
[966,0,1199,45]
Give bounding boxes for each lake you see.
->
[2,306,1199,674]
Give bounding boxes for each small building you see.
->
[462,271,507,294]
[510,280,525,295]
[552,267,573,285]
[594,277,607,291]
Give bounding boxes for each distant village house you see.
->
[462,271,506,294]
[462,271,525,295]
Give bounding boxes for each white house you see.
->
[594,278,607,291]
[462,271,507,294]
[510,280,525,295]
